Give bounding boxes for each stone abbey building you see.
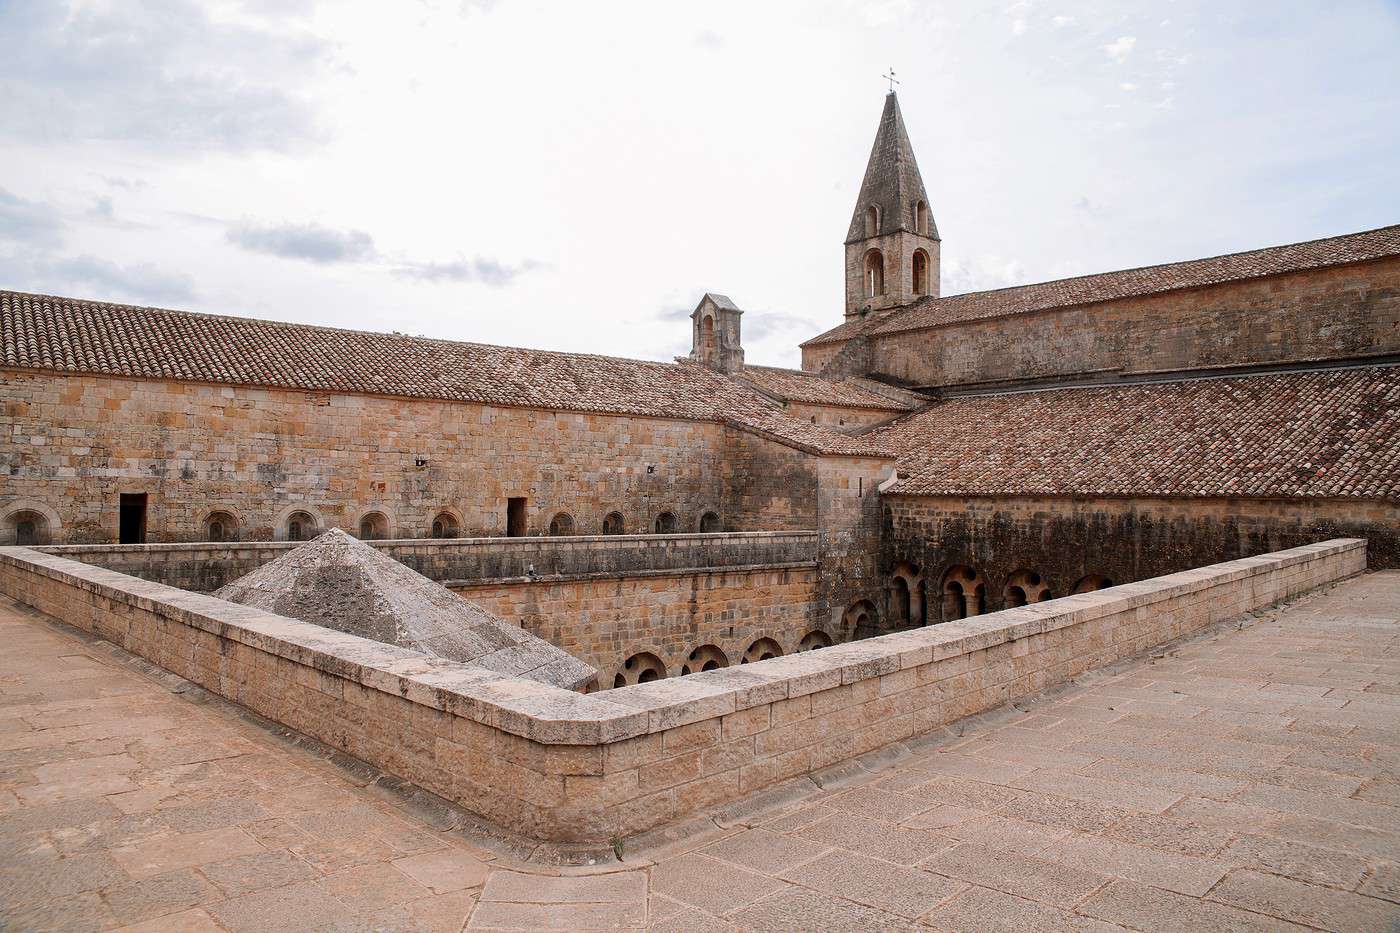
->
[3,92,1398,690]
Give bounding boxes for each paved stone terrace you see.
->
[2,574,1398,932]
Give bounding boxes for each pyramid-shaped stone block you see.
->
[215,529,596,690]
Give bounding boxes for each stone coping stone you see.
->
[442,561,820,588]
[0,538,1365,747]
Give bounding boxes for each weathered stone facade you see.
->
[882,494,1400,625]
[783,401,899,432]
[35,531,818,593]
[0,371,812,544]
[855,255,1400,389]
[452,564,823,685]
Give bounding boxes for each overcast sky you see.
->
[2,1,1398,368]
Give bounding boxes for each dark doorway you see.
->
[119,494,147,544]
[506,497,527,537]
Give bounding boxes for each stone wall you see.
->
[0,371,816,544]
[37,531,819,593]
[0,539,1364,846]
[720,428,819,531]
[800,339,846,376]
[803,256,1400,387]
[784,402,899,433]
[451,564,823,685]
[816,456,898,639]
[882,494,1398,623]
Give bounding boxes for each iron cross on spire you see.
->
[882,67,899,93]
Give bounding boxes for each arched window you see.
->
[358,511,389,541]
[7,510,49,546]
[286,510,317,542]
[865,205,880,237]
[1072,574,1115,594]
[700,315,716,361]
[205,511,238,543]
[548,512,575,536]
[863,249,885,298]
[842,599,879,640]
[912,249,930,296]
[654,511,677,534]
[941,565,987,621]
[698,511,721,533]
[798,631,833,651]
[431,512,459,539]
[1003,569,1052,608]
[602,512,625,535]
[613,652,666,687]
[680,645,729,675]
[914,200,928,235]
[741,638,783,664]
[891,575,912,626]
[891,561,924,626]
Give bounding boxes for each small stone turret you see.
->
[689,293,744,373]
[845,92,940,318]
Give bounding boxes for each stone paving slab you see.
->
[3,573,1400,930]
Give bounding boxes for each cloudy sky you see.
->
[2,1,1398,368]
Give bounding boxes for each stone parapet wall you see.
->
[0,539,1365,846]
[451,564,823,684]
[36,531,819,593]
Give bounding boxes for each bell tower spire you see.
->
[844,91,940,318]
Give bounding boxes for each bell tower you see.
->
[844,92,940,318]
[688,293,744,373]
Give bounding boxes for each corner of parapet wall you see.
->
[0,538,1369,845]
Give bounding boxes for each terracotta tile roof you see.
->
[869,366,1400,501]
[739,365,928,411]
[0,290,887,458]
[803,225,1400,347]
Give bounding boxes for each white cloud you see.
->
[0,0,332,152]
[0,251,196,305]
[0,188,65,247]
[1052,15,1073,28]
[941,254,1028,296]
[226,219,542,287]
[227,222,376,265]
[393,257,543,287]
[1120,82,1138,92]
[1103,36,1137,64]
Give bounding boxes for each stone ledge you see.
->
[36,529,820,556]
[443,560,819,589]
